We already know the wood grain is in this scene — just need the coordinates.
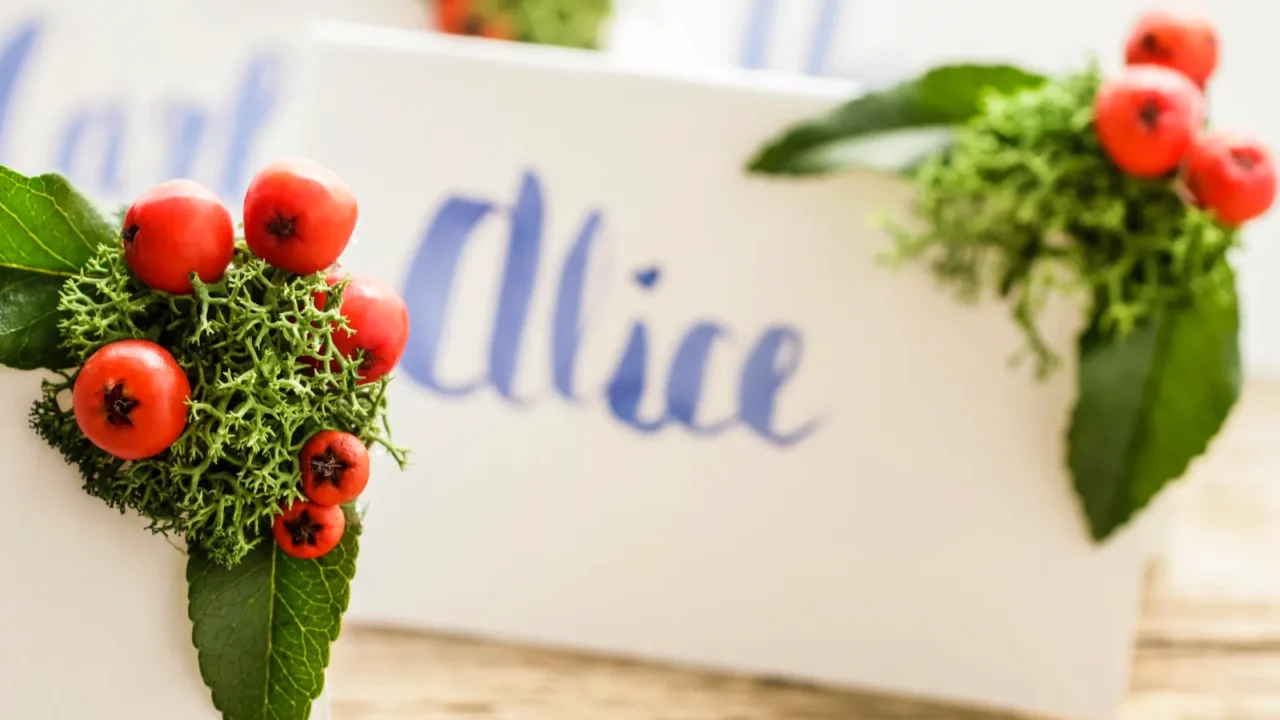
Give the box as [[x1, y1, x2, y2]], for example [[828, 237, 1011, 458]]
[[330, 380, 1280, 720]]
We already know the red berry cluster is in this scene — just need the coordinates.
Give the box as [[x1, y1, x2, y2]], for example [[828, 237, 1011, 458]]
[[1095, 9, 1276, 227], [71, 158, 410, 561], [272, 431, 371, 560], [434, 0, 515, 40]]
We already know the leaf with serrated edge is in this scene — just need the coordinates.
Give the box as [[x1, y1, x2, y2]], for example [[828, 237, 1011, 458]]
[[746, 64, 1047, 176], [0, 165, 118, 370], [0, 166, 117, 275], [1068, 292, 1241, 541], [188, 522, 357, 720]]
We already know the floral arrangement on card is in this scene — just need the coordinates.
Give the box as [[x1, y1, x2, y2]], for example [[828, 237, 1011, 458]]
[[431, 0, 611, 49], [2, 157, 408, 719], [747, 8, 1270, 540]]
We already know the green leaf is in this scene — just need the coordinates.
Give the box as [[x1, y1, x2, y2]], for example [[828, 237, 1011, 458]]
[[746, 64, 1047, 176], [0, 269, 71, 370], [0, 166, 119, 369], [187, 515, 359, 720], [0, 166, 118, 274], [1068, 292, 1241, 541]]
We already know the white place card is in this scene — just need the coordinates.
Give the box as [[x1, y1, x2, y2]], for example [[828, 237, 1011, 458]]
[[294, 23, 1162, 720]]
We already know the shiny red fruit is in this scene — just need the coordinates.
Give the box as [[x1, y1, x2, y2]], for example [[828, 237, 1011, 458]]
[[122, 179, 235, 294], [73, 339, 191, 461], [243, 158, 358, 276], [1094, 65, 1204, 178], [1125, 9, 1218, 88], [300, 430, 371, 507], [1184, 132, 1278, 226], [327, 273, 410, 384], [272, 500, 346, 560]]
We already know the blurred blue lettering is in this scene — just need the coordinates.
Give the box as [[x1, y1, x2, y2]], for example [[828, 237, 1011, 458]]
[[219, 52, 281, 200], [402, 169, 819, 447], [551, 207, 601, 403], [739, 0, 843, 77], [57, 103, 126, 194], [0, 18, 42, 163], [740, 328, 819, 447], [0, 15, 281, 200], [163, 103, 209, 181]]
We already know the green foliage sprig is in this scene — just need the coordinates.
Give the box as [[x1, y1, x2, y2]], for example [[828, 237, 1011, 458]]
[[747, 62, 1243, 542], [30, 243, 407, 567], [885, 66, 1238, 378], [0, 163, 409, 719], [470, 0, 611, 48], [515, 0, 610, 48]]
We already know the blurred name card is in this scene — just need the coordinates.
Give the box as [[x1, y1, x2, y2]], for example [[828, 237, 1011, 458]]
[[0, 0, 420, 211], [606, 0, 855, 77], [318, 23, 1156, 720]]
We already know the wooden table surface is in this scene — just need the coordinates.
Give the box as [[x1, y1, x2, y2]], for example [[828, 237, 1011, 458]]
[[330, 381, 1280, 720]]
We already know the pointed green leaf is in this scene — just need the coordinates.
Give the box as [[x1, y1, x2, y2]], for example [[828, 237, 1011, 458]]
[[746, 64, 1047, 176], [0, 268, 71, 370], [0, 166, 118, 274], [1068, 293, 1241, 541], [0, 166, 119, 369], [187, 514, 359, 720]]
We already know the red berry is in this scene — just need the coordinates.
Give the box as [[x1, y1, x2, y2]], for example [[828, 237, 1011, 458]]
[[300, 430, 371, 506], [73, 339, 191, 461], [121, 179, 234, 295], [435, 0, 510, 38], [328, 274, 410, 384], [436, 0, 471, 34], [272, 500, 346, 560], [1094, 65, 1204, 178], [1125, 9, 1218, 88], [243, 158, 358, 276], [1184, 132, 1277, 226]]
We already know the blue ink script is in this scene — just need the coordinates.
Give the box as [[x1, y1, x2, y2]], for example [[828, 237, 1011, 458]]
[[0, 15, 280, 203], [401, 170, 820, 448]]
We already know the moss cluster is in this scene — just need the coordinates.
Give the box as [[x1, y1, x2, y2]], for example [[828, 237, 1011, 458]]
[[475, 0, 611, 48], [30, 244, 406, 568], [886, 65, 1238, 377]]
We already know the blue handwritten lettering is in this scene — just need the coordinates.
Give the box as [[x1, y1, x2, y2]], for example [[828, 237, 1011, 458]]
[[551, 208, 602, 403], [739, 0, 843, 77], [57, 103, 127, 195], [163, 103, 209, 180], [666, 322, 737, 435], [219, 51, 281, 200], [490, 172, 542, 404], [0, 18, 42, 164], [402, 195, 494, 396], [740, 327, 819, 446], [805, 0, 842, 76], [739, 0, 775, 70], [606, 322, 667, 433], [403, 168, 821, 448], [0, 14, 283, 203]]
